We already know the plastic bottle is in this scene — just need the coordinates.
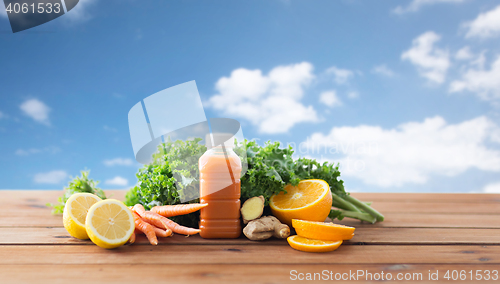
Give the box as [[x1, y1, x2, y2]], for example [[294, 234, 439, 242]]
[[199, 140, 242, 238]]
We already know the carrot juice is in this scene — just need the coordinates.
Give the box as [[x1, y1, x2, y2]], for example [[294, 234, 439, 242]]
[[199, 144, 242, 238]]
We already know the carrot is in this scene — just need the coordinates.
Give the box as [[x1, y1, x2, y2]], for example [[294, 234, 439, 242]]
[[151, 203, 208, 217], [153, 213, 201, 236], [132, 204, 146, 214], [132, 204, 201, 236], [132, 211, 158, 245], [132, 204, 170, 230], [153, 226, 173, 238], [128, 232, 136, 244]]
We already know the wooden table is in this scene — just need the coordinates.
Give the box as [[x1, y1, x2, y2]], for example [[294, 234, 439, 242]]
[[1, 190, 499, 283]]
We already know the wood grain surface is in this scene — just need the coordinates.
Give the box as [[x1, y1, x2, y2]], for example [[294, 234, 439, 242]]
[[1, 190, 499, 283]]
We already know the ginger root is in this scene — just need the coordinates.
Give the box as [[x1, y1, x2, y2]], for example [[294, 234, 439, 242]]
[[243, 216, 290, 241], [240, 195, 265, 224]]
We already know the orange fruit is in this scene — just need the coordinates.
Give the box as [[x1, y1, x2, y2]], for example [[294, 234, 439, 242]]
[[270, 179, 332, 226], [292, 219, 355, 241], [287, 235, 342, 253]]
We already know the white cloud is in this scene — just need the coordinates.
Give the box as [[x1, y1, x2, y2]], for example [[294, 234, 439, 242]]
[[372, 64, 395, 77], [303, 116, 500, 188], [470, 51, 487, 69], [483, 182, 500, 193], [347, 91, 359, 99], [207, 62, 319, 134], [393, 0, 465, 14], [34, 170, 68, 184], [319, 91, 342, 108], [455, 46, 473, 60], [325, 66, 354, 84], [20, 98, 51, 126], [15, 146, 60, 156], [103, 158, 134, 167], [463, 5, 500, 39], [0, 111, 5, 119], [401, 31, 450, 84], [103, 125, 118, 132], [16, 149, 41, 156], [449, 55, 500, 101], [105, 176, 129, 187]]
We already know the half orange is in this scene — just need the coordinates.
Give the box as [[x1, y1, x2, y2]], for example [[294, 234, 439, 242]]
[[270, 179, 332, 226], [292, 219, 355, 241]]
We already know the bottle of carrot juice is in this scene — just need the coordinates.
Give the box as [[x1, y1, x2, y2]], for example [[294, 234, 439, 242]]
[[199, 139, 242, 238]]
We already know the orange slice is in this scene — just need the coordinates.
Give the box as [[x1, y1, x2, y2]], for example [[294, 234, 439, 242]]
[[287, 235, 342, 253], [292, 219, 355, 241], [270, 179, 332, 226]]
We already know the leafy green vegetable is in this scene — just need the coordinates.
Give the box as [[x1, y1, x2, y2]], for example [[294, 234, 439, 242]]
[[47, 171, 106, 214], [243, 141, 384, 222], [124, 138, 206, 226], [125, 138, 384, 227], [237, 140, 300, 205]]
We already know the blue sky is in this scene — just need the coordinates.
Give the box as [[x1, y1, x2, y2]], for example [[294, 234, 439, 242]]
[[1, 0, 500, 193]]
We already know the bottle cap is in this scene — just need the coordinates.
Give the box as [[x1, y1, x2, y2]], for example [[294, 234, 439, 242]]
[[206, 133, 236, 149]]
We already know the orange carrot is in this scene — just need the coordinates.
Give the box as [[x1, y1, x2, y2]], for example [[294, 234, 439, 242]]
[[128, 232, 136, 244], [132, 204, 146, 214], [132, 211, 158, 245], [132, 204, 170, 230], [151, 203, 208, 217], [153, 213, 201, 236], [132, 204, 201, 236], [153, 226, 173, 238]]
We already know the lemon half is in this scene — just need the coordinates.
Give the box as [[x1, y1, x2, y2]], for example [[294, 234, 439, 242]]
[[63, 193, 102, 239], [85, 199, 134, 249]]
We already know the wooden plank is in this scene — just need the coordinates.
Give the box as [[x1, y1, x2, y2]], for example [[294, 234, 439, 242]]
[[0, 190, 126, 207], [351, 192, 500, 203], [360, 201, 500, 214], [352, 228, 500, 245], [2, 191, 500, 210], [0, 214, 62, 227], [1, 227, 500, 245], [2, 212, 499, 228], [1, 190, 499, 227], [3, 199, 500, 218], [0, 228, 283, 246], [1, 264, 500, 284], [0, 245, 498, 265], [335, 213, 500, 228], [1, 191, 499, 228], [0, 190, 124, 227]]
